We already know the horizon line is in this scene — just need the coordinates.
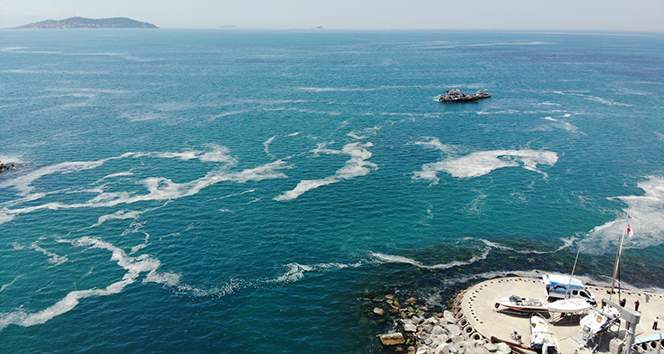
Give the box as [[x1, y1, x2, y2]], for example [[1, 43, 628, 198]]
[[4, 26, 663, 35]]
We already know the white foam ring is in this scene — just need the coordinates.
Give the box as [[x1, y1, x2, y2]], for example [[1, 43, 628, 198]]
[[274, 142, 377, 201], [412, 138, 558, 184], [580, 176, 664, 253], [369, 248, 491, 270]]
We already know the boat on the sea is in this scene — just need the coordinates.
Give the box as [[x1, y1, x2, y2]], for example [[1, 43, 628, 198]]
[[530, 315, 560, 353], [495, 295, 548, 313], [436, 89, 491, 103]]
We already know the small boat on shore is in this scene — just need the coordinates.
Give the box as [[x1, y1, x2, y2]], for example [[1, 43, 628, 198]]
[[546, 298, 593, 314], [495, 295, 548, 313], [530, 315, 560, 353], [436, 89, 491, 103]]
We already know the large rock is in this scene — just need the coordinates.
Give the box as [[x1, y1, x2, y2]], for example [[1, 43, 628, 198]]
[[431, 325, 446, 336], [496, 343, 511, 354], [483, 343, 498, 352], [422, 323, 434, 334], [379, 332, 406, 346], [445, 324, 462, 337], [433, 343, 450, 354], [443, 311, 456, 324], [403, 322, 417, 333], [373, 307, 385, 316]]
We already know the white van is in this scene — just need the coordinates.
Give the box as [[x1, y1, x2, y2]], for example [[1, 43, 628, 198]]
[[542, 274, 597, 305]]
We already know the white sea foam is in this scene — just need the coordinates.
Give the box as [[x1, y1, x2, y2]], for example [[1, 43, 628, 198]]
[[466, 191, 487, 215], [0, 159, 112, 196], [263, 136, 276, 158], [369, 248, 491, 270], [413, 137, 456, 154], [29, 242, 68, 265], [535, 116, 581, 134], [296, 86, 378, 93], [0, 69, 108, 75], [423, 41, 551, 50], [477, 237, 575, 255], [274, 142, 377, 201], [270, 261, 364, 284], [413, 143, 558, 184], [96, 171, 134, 183], [655, 132, 664, 142], [553, 91, 632, 107], [92, 210, 143, 228], [0, 145, 237, 196], [120, 111, 166, 122], [0, 154, 24, 165], [1, 47, 154, 62], [0, 155, 289, 224], [0, 235, 218, 329], [130, 145, 238, 165], [0, 275, 22, 294], [0, 236, 173, 330], [212, 109, 252, 119], [287, 132, 301, 137], [580, 176, 664, 253], [130, 231, 151, 254], [347, 131, 365, 140]]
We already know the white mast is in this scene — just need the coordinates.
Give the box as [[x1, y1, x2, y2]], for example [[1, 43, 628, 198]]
[[610, 217, 630, 294], [567, 246, 581, 299]]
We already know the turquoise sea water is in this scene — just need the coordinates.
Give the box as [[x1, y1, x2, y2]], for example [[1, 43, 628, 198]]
[[1, 30, 664, 353]]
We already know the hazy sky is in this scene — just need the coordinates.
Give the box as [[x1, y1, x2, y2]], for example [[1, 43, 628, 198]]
[[1, 0, 662, 32]]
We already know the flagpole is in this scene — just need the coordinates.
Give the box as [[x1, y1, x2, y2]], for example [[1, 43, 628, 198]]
[[567, 246, 581, 299], [610, 219, 628, 295]]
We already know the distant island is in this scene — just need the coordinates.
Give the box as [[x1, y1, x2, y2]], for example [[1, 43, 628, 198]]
[[14, 17, 158, 29]]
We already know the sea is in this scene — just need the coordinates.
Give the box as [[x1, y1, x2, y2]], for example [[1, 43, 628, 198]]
[[1, 29, 664, 353]]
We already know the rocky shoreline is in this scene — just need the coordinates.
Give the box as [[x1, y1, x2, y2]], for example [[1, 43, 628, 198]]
[[370, 291, 511, 354]]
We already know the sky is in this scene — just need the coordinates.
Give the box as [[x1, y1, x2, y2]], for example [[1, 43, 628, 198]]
[[0, 0, 663, 32]]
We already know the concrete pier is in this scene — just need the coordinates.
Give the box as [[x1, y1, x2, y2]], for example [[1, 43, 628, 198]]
[[453, 277, 664, 353]]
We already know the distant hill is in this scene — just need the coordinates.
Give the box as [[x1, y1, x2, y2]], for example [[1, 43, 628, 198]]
[[15, 17, 158, 29]]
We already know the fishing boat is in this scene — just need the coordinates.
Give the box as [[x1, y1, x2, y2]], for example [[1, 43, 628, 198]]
[[530, 315, 560, 353], [436, 89, 491, 103], [494, 295, 548, 313]]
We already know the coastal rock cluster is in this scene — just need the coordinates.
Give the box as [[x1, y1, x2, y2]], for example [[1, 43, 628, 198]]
[[0, 161, 17, 174], [372, 294, 511, 354]]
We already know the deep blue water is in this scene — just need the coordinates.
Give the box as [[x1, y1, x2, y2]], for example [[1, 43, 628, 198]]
[[1, 29, 664, 353]]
